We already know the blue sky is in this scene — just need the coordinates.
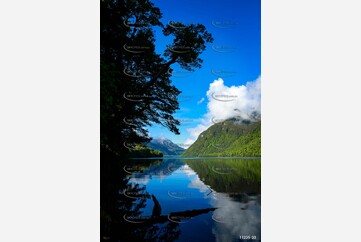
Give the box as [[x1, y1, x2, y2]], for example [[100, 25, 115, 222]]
[[147, 0, 261, 147]]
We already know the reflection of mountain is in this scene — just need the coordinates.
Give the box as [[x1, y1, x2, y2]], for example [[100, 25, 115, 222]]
[[128, 158, 185, 184], [148, 137, 185, 155], [184, 157, 261, 241], [183, 119, 261, 157], [186, 158, 261, 193]]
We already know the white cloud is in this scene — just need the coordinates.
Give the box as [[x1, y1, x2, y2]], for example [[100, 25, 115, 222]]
[[186, 119, 211, 142], [180, 138, 196, 149], [185, 77, 261, 144], [197, 97, 205, 105], [207, 77, 261, 122]]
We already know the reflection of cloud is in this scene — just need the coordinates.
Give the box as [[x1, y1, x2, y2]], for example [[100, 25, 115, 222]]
[[154, 170, 170, 183], [211, 194, 261, 241], [129, 175, 151, 185], [187, 176, 209, 193], [180, 165, 196, 177]]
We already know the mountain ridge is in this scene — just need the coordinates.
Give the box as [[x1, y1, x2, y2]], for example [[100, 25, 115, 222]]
[[182, 119, 261, 157], [147, 137, 185, 155]]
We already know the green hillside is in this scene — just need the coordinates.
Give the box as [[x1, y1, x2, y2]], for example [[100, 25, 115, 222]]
[[128, 145, 163, 158], [182, 119, 261, 157]]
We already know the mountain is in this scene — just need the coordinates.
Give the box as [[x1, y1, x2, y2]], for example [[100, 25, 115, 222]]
[[147, 137, 185, 155], [182, 119, 261, 157]]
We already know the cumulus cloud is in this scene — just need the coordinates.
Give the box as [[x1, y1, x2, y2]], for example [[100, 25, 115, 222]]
[[207, 77, 261, 121], [185, 77, 261, 144]]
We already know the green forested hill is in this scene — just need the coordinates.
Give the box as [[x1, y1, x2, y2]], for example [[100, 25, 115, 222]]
[[182, 119, 261, 157], [128, 145, 163, 158]]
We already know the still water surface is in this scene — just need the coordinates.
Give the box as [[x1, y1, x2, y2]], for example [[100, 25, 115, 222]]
[[101, 156, 260, 242]]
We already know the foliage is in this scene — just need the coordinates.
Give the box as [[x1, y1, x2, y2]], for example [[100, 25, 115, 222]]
[[101, 0, 213, 154], [128, 145, 163, 158]]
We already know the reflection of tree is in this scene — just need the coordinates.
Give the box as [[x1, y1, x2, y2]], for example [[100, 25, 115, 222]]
[[101, 151, 217, 242], [101, 150, 180, 241], [151, 195, 161, 218]]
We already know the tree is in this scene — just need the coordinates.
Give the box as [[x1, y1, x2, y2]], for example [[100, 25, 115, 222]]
[[101, 0, 213, 155]]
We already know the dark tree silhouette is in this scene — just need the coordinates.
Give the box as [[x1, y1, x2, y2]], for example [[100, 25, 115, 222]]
[[100, 0, 213, 154]]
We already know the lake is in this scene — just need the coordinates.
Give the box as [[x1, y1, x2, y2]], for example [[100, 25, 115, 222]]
[[101, 156, 261, 242]]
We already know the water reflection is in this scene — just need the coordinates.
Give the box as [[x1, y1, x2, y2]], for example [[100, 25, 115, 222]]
[[101, 151, 261, 242], [186, 158, 261, 242], [101, 153, 182, 242]]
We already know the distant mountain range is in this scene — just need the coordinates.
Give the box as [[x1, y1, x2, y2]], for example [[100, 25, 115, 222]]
[[147, 137, 185, 155], [182, 119, 261, 157]]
